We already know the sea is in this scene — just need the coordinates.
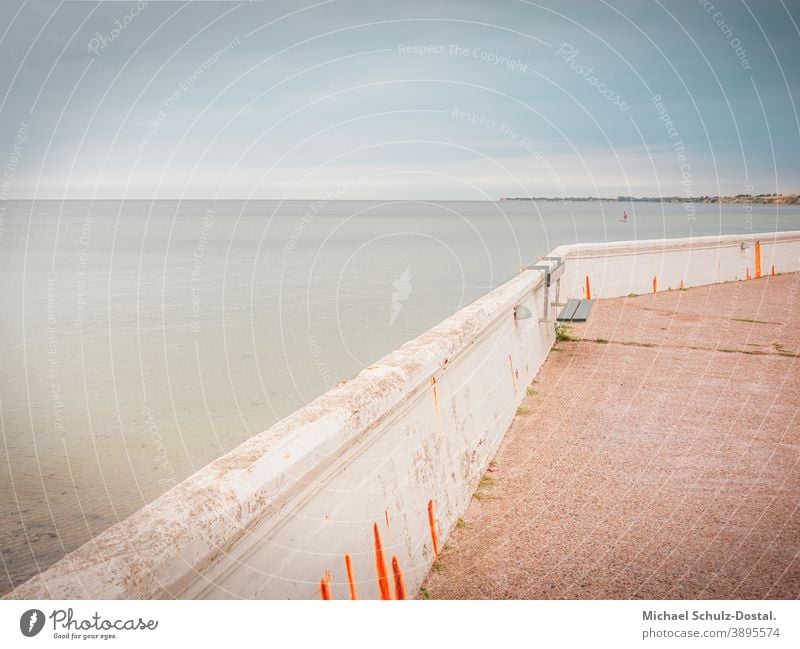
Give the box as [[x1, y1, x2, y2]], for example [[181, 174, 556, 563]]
[[1, 198, 798, 593]]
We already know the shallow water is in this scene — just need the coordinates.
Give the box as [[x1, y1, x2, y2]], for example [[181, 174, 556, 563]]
[[1, 198, 798, 592]]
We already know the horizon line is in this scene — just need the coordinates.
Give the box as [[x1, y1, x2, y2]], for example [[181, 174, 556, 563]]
[[2, 192, 797, 203]]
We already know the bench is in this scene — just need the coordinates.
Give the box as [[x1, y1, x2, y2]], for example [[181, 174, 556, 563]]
[[556, 298, 593, 322]]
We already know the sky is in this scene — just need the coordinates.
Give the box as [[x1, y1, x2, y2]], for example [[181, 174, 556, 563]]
[[0, 0, 798, 199]]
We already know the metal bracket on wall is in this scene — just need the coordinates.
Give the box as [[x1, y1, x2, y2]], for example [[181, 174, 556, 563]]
[[521, 256, 565, 322]]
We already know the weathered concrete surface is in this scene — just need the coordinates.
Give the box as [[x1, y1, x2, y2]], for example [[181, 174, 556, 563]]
[[555, 230, 800, 299], [7, 263, 553, 600], [422, 273, 800, 599]]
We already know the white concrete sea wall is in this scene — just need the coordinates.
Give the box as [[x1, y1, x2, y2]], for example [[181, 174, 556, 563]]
[[555, 231, 800, 300], [7, 230, 800, 600], [8, 264, 554, 600]]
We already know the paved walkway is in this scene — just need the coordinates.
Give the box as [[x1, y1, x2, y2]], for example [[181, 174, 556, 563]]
[[423, 273, 800, 599]]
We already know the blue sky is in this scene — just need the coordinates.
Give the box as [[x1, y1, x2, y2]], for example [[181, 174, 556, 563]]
[[1, 0, 798, 199]]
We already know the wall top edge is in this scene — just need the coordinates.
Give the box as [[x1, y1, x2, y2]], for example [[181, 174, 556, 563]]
[[549, 230, 800, 260]]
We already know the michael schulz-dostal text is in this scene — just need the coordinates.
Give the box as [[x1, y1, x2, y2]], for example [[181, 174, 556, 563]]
[[643, 609, 775, 621]]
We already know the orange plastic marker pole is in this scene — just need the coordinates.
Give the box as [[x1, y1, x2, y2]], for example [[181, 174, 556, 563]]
[[754, 240, 762, 278], [319, 572, 332, 600], [585, 275, 591, 300], [344, 554, 357, 600], [652, 276, 658, 293], [373, 523, 391, 600], [427, 499, 439, 557], [391, 556, 406, 600]]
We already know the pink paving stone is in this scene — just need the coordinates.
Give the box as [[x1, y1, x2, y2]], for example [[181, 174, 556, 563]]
[[422, 273, 800, 599]]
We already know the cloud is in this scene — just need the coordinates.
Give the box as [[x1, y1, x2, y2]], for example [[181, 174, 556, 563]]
[[1, 0, 798, 198]]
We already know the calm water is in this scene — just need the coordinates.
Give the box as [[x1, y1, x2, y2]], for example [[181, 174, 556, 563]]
[[1, 199, 798, 592]]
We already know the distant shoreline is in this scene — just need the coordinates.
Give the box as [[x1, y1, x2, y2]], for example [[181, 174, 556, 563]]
[[3, 195, 799, 204], [500, 193, 800, 205]]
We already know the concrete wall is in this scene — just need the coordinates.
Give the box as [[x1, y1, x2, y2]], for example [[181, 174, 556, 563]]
[[9, 262, 554, 600], [554, 230, 800, 303], [7, 230, 800, 600]]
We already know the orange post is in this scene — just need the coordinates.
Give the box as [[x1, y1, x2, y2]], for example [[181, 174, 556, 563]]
[[427, 499, 439, 557], [319, 572, 332, 600], [771, 264, 776, 276], [391, 556, 406, 600], [755, 240, 762, 278], [585, 275, 591, 300], [373, 523, 391, 600], [344, 554, 357, 600], [652, 276, 658, 294]]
